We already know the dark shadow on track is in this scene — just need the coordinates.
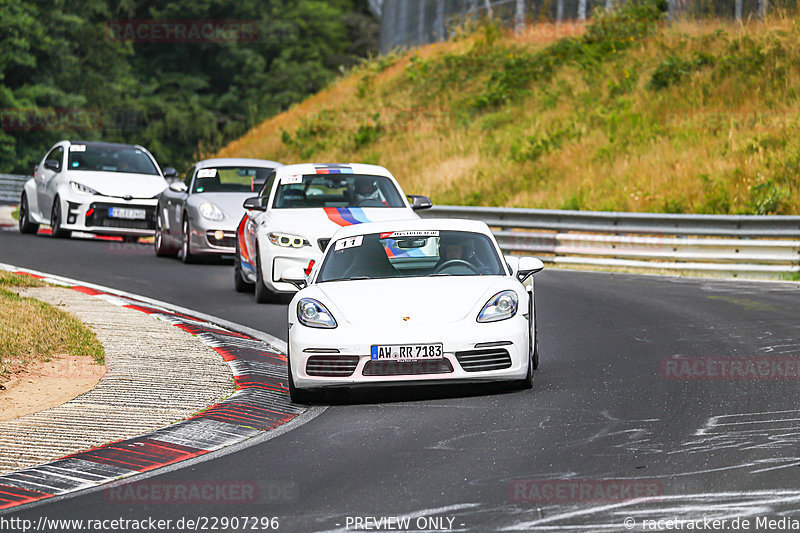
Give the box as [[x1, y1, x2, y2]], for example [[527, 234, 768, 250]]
[[303, 380, 533, 406]]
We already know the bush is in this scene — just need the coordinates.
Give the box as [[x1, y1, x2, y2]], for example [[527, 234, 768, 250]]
[[749, 179, 789, 214], [649, 52, 715, 90]]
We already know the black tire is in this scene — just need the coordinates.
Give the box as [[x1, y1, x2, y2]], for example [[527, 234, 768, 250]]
[[254, 250, 275, 303], [50, 197, 71, 239], [518, 350, 534, 390], [233, 239, 255, 292], [180, 216, 196, 264], [516, 294, 537, 390], [287, 348, 314, 404], [154, 214, 176, 257], [18, 194, 39, 234]]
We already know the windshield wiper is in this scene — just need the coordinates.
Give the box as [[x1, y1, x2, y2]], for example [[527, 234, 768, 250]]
[[338, 276, 371, 281], [430, 273, 452, 277]]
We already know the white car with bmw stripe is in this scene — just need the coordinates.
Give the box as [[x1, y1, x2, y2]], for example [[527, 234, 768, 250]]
[[236, 163, 431, 302], [19, 140, 176, 240], [281, 218, 544, 403]]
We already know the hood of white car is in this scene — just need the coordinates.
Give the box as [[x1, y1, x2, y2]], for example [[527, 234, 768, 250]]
[[188, 192, 252, 222], [316, 276, 509, 326], [266, 207, 419, 243], [67, 171, 167, 199]]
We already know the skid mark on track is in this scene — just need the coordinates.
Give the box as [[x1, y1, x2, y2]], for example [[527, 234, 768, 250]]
[[501, 490, 800, 531]]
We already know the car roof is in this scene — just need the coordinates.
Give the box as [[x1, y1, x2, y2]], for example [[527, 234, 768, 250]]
[[275, 163, 394, 178], [195, 158, 283, 169], [67, 140, 148, 151], [330, 218, 493, 240]]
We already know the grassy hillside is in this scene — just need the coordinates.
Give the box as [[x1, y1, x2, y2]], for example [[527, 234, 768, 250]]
[[216, 2, 800, 215]]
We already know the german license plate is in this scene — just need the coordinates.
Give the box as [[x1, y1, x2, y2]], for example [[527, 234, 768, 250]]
[[109, 207, 146, 220], [371, 343, 443, 361]]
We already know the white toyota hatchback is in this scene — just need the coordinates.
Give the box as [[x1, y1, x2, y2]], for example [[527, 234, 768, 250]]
[[235, 163, 431, 302], [281, 218, 545, 403], [19, 140, 175, 240]]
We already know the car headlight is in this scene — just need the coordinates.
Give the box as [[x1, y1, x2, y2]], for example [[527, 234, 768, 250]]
[[70, 181, 99, 195], [477, 290, 518, 323], [297, 298, 337, 329], [268, 232, 310, 248], [199, 201, 224, 221]]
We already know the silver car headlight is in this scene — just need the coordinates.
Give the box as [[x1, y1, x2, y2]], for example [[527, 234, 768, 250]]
[[297, 298, 337, 329], [70, 181, 99, 195], [269, 232, 310, 248], [199, 201, 224, 221], [477, 290, 518, 323]]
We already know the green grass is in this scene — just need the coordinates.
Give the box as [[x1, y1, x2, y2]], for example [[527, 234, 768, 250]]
[[11, 207, 19, 221], [0, 273, 105, 370], [217, 0, 800, 214]]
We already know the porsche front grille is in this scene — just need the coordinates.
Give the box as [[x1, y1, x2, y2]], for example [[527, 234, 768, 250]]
[[363, 359, 453, 376], [455, 348, 512, 372], [206, 230, 236, 248], [305, 355, 359, 377]]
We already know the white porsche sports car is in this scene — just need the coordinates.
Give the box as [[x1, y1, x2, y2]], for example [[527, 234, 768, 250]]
[[281, 218, 544, 403], [236, 163, 432, 302], [19, 140, 176, 240]]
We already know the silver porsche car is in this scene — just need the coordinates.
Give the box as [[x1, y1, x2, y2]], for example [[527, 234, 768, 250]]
[[154, 157, 282, 262]]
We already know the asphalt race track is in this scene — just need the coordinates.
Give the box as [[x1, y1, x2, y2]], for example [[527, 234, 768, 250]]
[[3, 229, 800, 532]]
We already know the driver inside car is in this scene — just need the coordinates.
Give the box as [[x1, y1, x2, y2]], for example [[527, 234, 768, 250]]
[[353, 176, 382, 204], [435, 235, 490, 273]]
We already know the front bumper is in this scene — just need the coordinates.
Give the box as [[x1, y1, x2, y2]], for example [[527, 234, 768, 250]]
[[188, 222, 238, 255], [289, 315, 530, 389], [261, 245, 321, 294], [63, 197, 158, 236]]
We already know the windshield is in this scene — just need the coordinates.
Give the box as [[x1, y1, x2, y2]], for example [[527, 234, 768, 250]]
[[272, 174, 405, 209], [67, 143, 159, 175], [193, 166, 274, 193], [318, 230, 505, 282]]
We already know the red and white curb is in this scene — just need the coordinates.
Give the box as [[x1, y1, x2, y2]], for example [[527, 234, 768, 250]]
[[0, 264, 305, 511]]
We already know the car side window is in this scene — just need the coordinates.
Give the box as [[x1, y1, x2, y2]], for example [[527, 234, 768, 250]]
[[183, 166, 195, 187], [259, 171, 276, 207], [46, 146, 64, 171]]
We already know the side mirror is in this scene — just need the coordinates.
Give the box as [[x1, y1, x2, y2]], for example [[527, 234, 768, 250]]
[[169, 182, 188, 193], [44, 159, 60, 172], [407, 195, 432, 210], [516, 257, 545, 282], [281, 266, 307, 289], [162, 167, 178, 179], [243, 196, 266, 211], [505, 255, 520, 276]]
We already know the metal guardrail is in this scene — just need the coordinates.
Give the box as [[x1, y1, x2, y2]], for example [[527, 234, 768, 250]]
[[420, 205, 800, 279], [0, 175, 29, 204]]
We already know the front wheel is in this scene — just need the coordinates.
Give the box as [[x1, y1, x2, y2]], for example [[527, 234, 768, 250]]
[[180, 216, 196, 263], [287, 355, 314, 404], [154, 214, 176, 257], [516, 297, 538, 390], [234, 240, 254, 292], [254, 251, 276, 303], [18, 194, 40, 234], [50, 197, 71, 239]]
